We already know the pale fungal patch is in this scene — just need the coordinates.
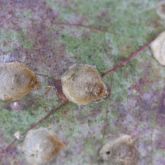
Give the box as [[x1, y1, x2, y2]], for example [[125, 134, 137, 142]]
[[14, 131, 21, 140], [99, 135, 138, 165], [22, 128, 65, 165], [150, 32, 165, 66], [0, 62, 39, 101], [61, 64, 108, 105]]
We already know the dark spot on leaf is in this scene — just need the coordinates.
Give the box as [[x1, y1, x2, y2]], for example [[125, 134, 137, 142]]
[[106, 151, 111, 155]]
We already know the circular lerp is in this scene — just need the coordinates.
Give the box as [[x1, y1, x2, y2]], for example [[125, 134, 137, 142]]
[[61, 64, 108, 105], [22, 128, 65, 165]]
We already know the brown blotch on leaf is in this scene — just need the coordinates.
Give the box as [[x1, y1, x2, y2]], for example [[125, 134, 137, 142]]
[[61, 64, 108, 105], [53, 79, 68, 103]]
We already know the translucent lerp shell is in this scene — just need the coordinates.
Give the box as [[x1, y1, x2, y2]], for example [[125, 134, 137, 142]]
[[61, 64, 108, 105], [150, 32, 165, 66], [22, 128, 65, 165], [99, 135, 138, 165], [0, 62, 39, 101], [156, 1, 165, 20]]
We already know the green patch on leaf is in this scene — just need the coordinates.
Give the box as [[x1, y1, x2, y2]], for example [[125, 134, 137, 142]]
[[17, 30, 34, 49]]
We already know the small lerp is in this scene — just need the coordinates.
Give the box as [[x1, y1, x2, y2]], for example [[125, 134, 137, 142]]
[[99, 135, 138, 165], [22, 128, 65, 165], [150, 32, 165, 66], [61, 64, 108, 105], [0, 62, 39, 101]]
